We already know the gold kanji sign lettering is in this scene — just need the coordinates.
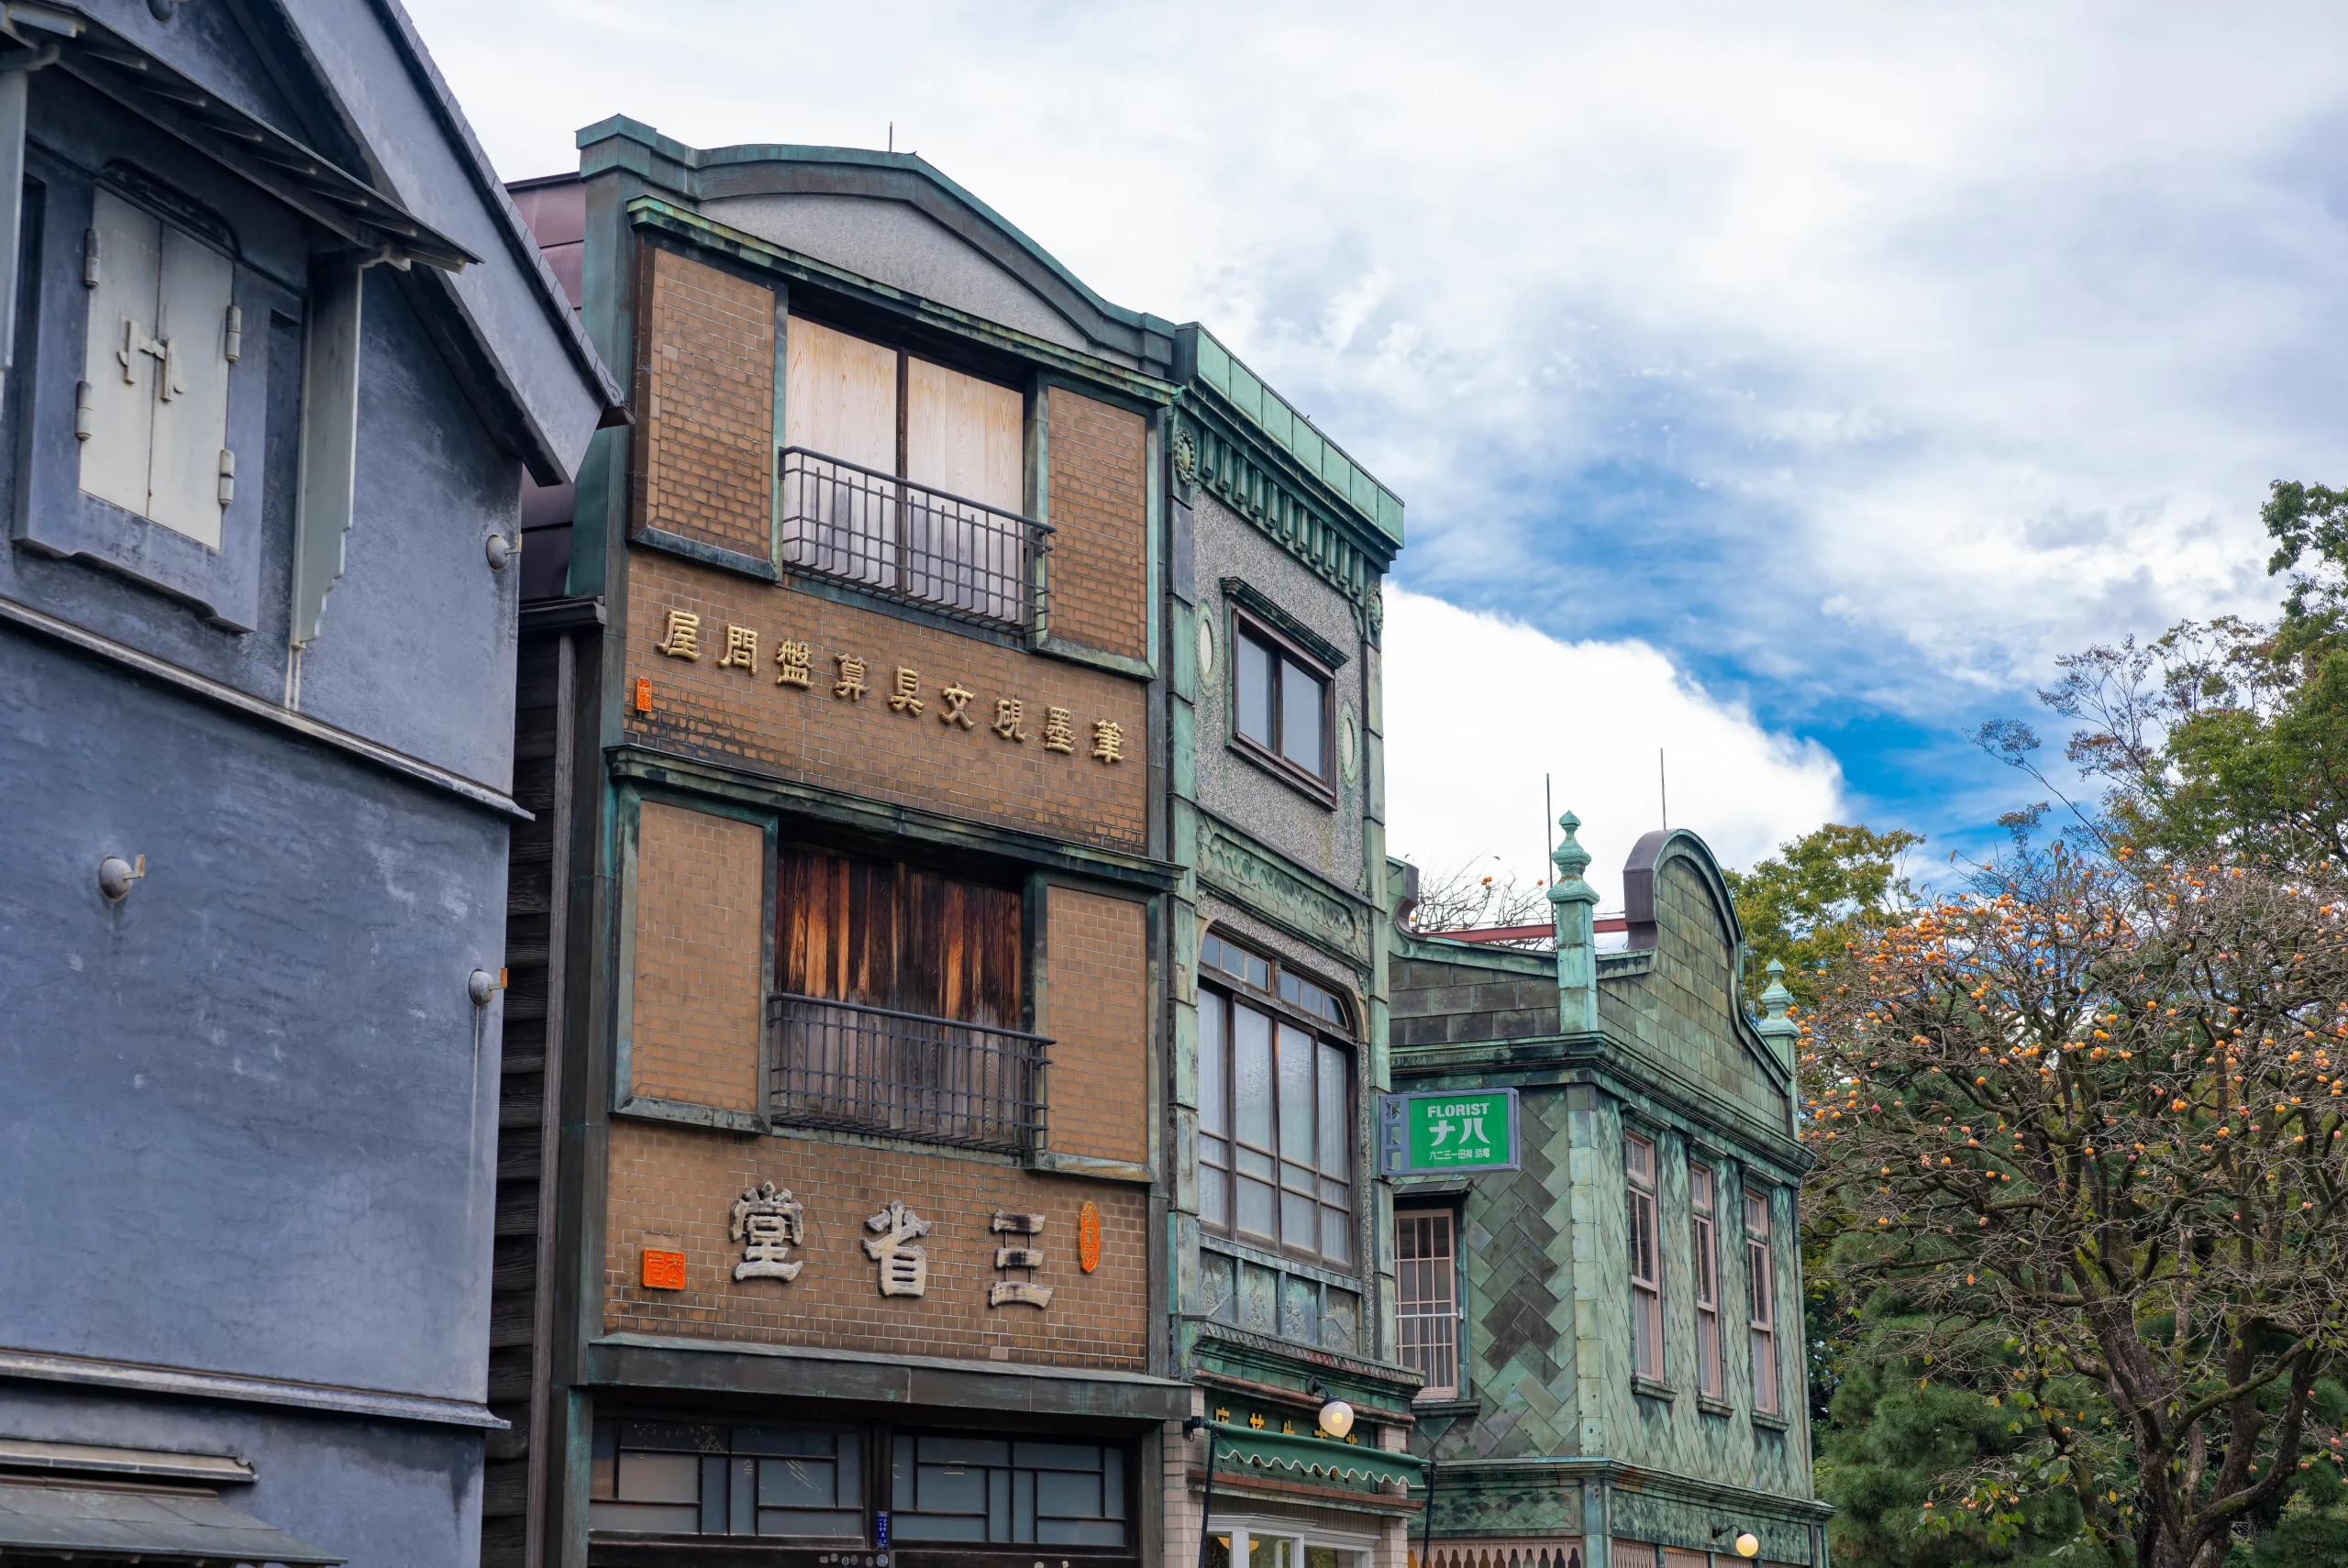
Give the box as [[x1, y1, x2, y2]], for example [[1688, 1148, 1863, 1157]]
[[775, 639, 812, 689], [657, 610, 701, 660], [939, 683, 976, 729], [834, 655, 868, 701], [992, 698, 1027, 743], [1091, 719, 1125, 764], [716, 624, 758, 671], [888, 667, 924, 715], [1042, 706, 1075, 754]]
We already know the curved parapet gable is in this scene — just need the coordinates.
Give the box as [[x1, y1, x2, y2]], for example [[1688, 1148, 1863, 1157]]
[[575, 118, 1176, 376], [1603, 828, 1795, 1136]]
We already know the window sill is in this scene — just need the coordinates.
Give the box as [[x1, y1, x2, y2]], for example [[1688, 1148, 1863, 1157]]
[[1696, 1396, 1736, 1419], [1227, 734, 1338, 808], [1630, 1376, 1677, 1403], [1750, 1409, 1791, 1431]]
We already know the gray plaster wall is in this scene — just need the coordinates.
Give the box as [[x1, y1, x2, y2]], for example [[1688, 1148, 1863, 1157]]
[[1188, 489, 1371, 900], [3, 70, 525, 790], [0, 631, 507, 1403], [704, 192, 1091, 355], [0, 1383, 483, 1568]]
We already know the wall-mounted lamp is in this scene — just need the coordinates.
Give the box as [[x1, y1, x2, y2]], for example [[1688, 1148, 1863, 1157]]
[[1307, 1380, 1356, 1440], [97, 854, 146, 900], [1711, 1525, 1761, 1559]]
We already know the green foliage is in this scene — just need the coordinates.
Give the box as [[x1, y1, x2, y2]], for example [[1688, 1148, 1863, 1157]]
[[1725, 823, 1923, 1010], [1818, 1345, 2088, 1568]]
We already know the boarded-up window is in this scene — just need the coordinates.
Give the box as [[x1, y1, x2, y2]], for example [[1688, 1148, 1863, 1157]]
[[776, 847, 1022, 1028], [780, 317, 1029, 623]]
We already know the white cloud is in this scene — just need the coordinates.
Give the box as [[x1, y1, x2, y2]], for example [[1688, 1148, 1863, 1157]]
[[401, 0, 2348, 835], [1380, 589, 1844, 910]]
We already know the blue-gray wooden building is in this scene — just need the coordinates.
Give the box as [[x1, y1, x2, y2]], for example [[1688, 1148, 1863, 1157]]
[[0, 2, 617, 1562]]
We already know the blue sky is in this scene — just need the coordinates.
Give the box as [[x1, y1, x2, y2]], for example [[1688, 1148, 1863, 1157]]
[[409, 0, 2348, 905]]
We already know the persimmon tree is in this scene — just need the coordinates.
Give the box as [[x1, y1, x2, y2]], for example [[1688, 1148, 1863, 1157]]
[[1803, 846, 2348, 1568]]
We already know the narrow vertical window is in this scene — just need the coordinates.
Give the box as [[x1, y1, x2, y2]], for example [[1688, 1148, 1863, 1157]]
[[1396, 1209, 1458, 1397], [1625, 1133, 1663, 1383], [1690, 1165, 1722, 1400], [1745, 1189, 1780, 1415], [1198, 991, 1231, 1229]]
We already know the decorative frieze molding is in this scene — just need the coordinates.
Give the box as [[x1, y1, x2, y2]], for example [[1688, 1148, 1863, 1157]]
[[1196, 813, 1373, 966]]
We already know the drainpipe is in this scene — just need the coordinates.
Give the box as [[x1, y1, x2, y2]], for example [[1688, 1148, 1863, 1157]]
[[1419, 1457, 1438, 1568]]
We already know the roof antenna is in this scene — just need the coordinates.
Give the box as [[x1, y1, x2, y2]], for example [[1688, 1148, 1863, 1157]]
[[1659, 748, 1668, 831], [1545, 772, 1554, 883], [888, 121, 894, 154]]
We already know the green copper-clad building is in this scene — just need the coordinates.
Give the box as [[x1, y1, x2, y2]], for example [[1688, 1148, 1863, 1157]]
[[1386, 818, 1832, 1568]]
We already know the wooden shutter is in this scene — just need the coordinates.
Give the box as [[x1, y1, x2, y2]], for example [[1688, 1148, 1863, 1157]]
[[904, 357, 1022, 510], [777, 848, 1019, 1025], [782, 315, 896, 474]]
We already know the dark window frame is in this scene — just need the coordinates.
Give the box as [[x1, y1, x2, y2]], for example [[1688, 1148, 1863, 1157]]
[[1226, 604, 1336, 804], [1195, 931, 1359, 1272]]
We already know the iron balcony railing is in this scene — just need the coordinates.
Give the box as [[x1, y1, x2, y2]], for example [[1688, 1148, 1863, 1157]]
[[777, 447, 1050, 633], [767, 992, 1048, 1155]]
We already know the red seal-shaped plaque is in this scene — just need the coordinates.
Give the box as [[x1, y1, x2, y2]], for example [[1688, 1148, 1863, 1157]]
[[1078, 1201, 1102, 1274], [641, 1247, 687, 1291]]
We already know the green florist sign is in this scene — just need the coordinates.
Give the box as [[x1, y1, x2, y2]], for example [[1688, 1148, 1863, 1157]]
[[1378, 1088, 1521, 1175]]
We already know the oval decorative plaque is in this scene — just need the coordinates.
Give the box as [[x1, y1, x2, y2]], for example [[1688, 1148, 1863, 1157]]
[[1077, 1200, 1102, 1273]]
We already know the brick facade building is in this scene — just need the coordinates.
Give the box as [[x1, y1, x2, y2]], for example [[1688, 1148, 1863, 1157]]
[[492, 121, 1221, 1568]]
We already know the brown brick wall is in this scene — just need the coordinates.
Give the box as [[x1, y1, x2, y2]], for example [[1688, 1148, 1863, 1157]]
[[604, 1121, 1147, 1368], [1045, 888, 1150, 1165], [643, 248, 774, 558], [1046, 388, 1148, 661], [628, 802, 765, 1112], [626, 551, 1148, 852]]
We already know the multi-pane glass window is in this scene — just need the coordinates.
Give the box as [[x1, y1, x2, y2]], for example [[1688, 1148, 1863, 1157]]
[[1746, 1189, 1781, 1415], [1202, 931, 1349, 1029], [1232, 616, 1331, 783], [589, 1420, 862, 1538], [1196, 934, 1355, 1267], [1204, 1519, 1371, 1568], [1690, 1165, 1723, 1400], [1396, 1209, 1460, 1397], [1625, 1133, 1664, 1382], [890, 1435, 1125, 1546]]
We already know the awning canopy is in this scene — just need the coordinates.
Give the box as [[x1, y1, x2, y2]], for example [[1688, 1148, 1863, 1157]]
[[0, 1479, 344, 1564]]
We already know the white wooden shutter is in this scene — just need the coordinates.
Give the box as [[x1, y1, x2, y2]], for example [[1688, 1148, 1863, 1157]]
[[77, 188, 159, 519], [146, 225, 235, 546], [77, 188, 235, 548]]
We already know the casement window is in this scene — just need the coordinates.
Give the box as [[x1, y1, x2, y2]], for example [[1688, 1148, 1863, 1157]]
[[1231, 610, 1333, 794], [1690, 1164, 1724, 1400], [589, 1420, 863, 1539], [1396, 1209, 1461, 1398], [778, 314, 1038, 627], [770, 845, 1041, 1153], [890, 1434, 1126, 1546], [1624, 1133, 1664, 1383], [25, 157, 298, 632], [1196, 931, 1356, 1267], [1746, 1188, 1781, 1415]]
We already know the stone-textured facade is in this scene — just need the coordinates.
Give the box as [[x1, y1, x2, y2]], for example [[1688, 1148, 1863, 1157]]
[[1162, 326, 1423, 1568], [1390, 822, 1833, 1568]]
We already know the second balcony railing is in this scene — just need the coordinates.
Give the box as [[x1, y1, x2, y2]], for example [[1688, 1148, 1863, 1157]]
[[777, 447, 1049, 633], [767, 992, 1048, 1155]]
